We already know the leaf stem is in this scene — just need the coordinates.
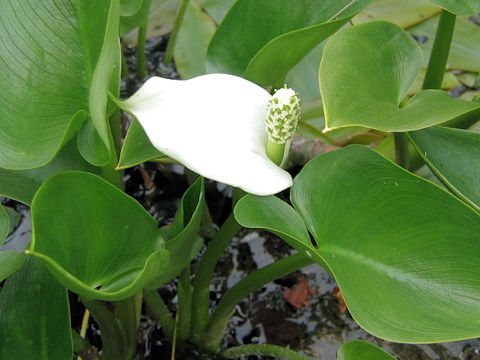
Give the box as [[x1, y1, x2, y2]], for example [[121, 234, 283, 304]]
[[191, 212, 242, 344], [393, 132, 410, 169], [136, 0, 153, 79], [222, 344, 313, 360], [176, 266, 193, 340], [203, 253, 314, 351], [144, 289, 176, 338], [422, 10, 456, 90], [114, 292, 143, 359], [163, 0, 190, 65], [81, 297, 126, 360]]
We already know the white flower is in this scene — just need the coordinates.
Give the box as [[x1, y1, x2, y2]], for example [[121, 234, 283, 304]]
[[117, 74, 293, 196]]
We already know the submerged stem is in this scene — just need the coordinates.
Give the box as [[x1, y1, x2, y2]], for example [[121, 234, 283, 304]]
[[204, 253, 314, 351]]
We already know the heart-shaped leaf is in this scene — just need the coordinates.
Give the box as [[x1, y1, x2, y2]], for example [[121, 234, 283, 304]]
[[117, 118, 167, 170], [0, 257, 72, 360], [207, 0, 371, 87], [0, 139, 99, 205], [0, 250, 24, 282], [319, 21, 480, 132], [28, 171, 169, 301], [338, 340, 397, 360], [0, 0, 120, 169], [237, 145, 480, 342], [147, 177, 205, 288], [431, 0, 480, 15], [409, 126, 480, 212]]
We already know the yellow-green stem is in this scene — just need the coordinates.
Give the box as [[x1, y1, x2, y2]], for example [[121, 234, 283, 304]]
[[266, 139, 285, 165]]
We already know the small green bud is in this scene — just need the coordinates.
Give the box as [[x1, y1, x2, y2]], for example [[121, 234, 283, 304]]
[[265, 87, 300, 144]]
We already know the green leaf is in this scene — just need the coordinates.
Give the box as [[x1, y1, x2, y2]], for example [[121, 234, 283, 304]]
[[337, 340, 397, 360], [0, 250, 24, 282], [0, 205, 8, 246], [409, 126, 480, 212], [320, 21, 480, 132], [431, 0, 480, 15], [238, 145, 480, 342], [174, 0, 216, 78], [117, 118, 167, 170], [291, 145, 480, 342], [28, 171, 169, 301], [0, 139, 100, 205], [147, 177, 205, 289], [0, 257, 72, 360], [0, 0, 120, 169], [207, 0, 371, 87]]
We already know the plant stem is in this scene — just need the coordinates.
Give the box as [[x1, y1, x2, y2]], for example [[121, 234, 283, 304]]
[[176, 266, 193, 340], [136, 0, 152, 79], [81, 297, 127, 360], [101, 110, 123, 189], [222, 344, 313, 360], [72, 329, 101, 360], [114, 292, 143, 359], [204, 253, 314, 351], [422, 9, 456, 90], [393, 132, 410, 169], [144, 289, 175, 338], [191, 213, 242, 344], [163, 0, 190, 65], [266, 139, 285, 165]]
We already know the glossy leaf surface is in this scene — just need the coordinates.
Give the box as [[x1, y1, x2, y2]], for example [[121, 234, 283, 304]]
[[320, 21, 480, 131], [29, 172, 168, 301], [147, 177, 205, 288], [0, 250, 24, 282], [0, 0, 120, 169], [117, 118, 166, 170], [207, 0, 371, 87], [237, 145, 480, 342], [431, 0, 480, 15], [0, 257, 72, 360], [338, 340, 397, 360], [409, 126, 480, 212], [0, 139, 99, 205]]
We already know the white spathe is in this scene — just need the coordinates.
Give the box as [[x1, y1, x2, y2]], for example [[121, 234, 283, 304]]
[[119, 74, 293, 196]]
